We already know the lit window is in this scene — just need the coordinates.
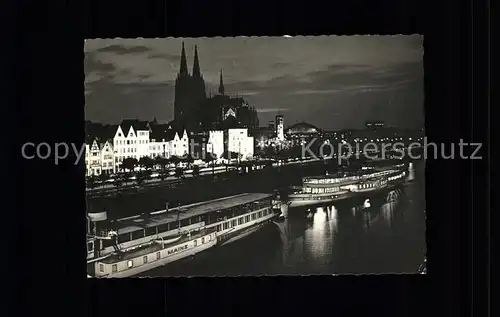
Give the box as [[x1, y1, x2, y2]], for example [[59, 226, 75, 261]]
[[127, 260, 133, 268]]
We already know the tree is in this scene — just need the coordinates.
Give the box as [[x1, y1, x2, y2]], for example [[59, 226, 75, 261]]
[[264, 146, 277, 159], [182, 153, 195, 170], [154, 156, 168, 171], [121, 157, 138, 172], [264, 160, 273, 169], [86, 175, 97, 189], [222, 150, 242, 172], [135, 171, 145, 186], [158, 169, 168, 181], [98, 172, 109, 181], [170, 155, 181, 168], [204, 153, 217, 177], [192, 165, 200, 178], [135, 170, 151, 186], [98, 173, 110, 187], [139, 156, 154, 170], [222, 150, 242, 161], [113, 173, 124, 189]]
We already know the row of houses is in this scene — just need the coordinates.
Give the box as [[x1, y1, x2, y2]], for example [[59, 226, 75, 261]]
[[85, 119, 254, 176]]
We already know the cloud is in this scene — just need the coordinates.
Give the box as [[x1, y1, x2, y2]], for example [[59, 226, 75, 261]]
[[84, 36, 424, 129], [290, 89, 342, 95], [237, 91, 260, 96], [96, 44, 151, 54]]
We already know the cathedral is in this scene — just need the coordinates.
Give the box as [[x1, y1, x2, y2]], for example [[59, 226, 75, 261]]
[[174, 42, 206, 130], [173, 42, 259, 132]]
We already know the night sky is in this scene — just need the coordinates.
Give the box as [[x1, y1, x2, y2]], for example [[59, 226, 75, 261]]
[[84, 35, 424, 130]]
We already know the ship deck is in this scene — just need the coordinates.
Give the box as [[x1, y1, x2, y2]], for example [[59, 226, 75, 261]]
[[100, 228, 215, 263], [113, 193, 273, 235]]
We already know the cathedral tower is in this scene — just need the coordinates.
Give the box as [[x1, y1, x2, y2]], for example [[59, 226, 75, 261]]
[[173, 43, 206, 129], [174, 42, 190, 123]]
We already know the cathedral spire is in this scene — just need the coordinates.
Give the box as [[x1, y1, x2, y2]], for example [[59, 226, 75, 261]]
[[192, 45, 201, 78], [218, 69, 225, 95], [179, 42, 188, 76]]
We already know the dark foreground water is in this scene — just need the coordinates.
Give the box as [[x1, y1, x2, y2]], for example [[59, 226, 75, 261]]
[[138, 162, 425, 276]]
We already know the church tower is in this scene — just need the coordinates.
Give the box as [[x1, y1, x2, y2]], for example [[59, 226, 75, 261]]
[[192, 45, 201, 78], [191, 45, 206, 105], [174, 42, 190, 123], [173, 43, 207, 129]]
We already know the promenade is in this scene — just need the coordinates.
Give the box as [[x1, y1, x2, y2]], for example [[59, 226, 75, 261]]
[[86, 157, 323, 196]]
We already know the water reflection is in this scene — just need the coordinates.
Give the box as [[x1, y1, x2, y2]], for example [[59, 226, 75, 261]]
[[276, 218, 292, 264], [143, 161, 426, 276], [327, 205, 338, 234], [308, 207, 329, 258], [407, 162, 415, 182], [351, 206, 356, 217], [363, 209, 373, 229]]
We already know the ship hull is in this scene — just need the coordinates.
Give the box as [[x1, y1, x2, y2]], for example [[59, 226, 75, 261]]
[[287, 181, 405, 209], [288, 191, 353, 208], [213, 208, 278, 246], [91, 231, 217, 278], [218, 223, 267, 246]]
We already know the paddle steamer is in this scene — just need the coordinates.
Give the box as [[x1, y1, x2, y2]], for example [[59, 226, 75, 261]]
[[287, 166, 407, 208]]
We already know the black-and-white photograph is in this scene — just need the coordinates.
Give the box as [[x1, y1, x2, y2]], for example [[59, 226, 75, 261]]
[[84, 36, 426, 277]]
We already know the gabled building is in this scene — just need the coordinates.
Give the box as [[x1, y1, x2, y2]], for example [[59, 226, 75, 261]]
[[226, 128, 254, 160], [85, 119, 191, 175], [207, 130, 224, 159], [148, 122, 189, 159], [85, 137, 102, 176], [99, 139, 115, 175]]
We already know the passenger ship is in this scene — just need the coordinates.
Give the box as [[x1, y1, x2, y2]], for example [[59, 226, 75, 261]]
[[287, 167, 407, 208], [86, 193, 280, 278]]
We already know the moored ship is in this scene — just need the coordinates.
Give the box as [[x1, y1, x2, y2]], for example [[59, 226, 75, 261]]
[[87, 193, 280, 278], [287, 173, 360, 208]]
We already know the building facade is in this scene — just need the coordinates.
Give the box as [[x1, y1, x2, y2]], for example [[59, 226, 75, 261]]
[[85, 140, 101, 176], [113, 120, 151, 170], [100, 140, 115, 174], [207, 130, 224, 159], [275, 115, 284, 141], [85, 120, 190, 176]]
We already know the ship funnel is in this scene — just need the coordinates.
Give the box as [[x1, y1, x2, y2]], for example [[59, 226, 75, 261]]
[[88, 211, 108, 222]]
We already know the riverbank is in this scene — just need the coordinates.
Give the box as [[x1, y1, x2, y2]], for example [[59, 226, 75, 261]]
[[87, 160, 329, 219], [86, 157, 323, 198]]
